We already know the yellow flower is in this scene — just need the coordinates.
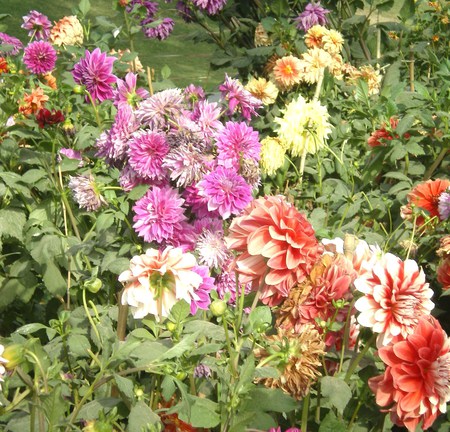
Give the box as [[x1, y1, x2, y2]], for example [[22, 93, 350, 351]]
[[298, 48, 333, 84], [322, 29, 345, 54], [260, 137, 286, 176], [304, 24, 328, 49], [275, 95, 333, 156], [272, 55, 303, 90], [359, 64, 382, 95], [245, 77, 279, 105]]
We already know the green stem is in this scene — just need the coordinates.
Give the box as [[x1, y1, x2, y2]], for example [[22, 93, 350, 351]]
[[423, 147, 448, 180], [301, 392, 310, 432], [344, 333, 376, 383], [85, 90, 102, 127], [405, 215, 418, 260], [83, 288, 102, 346]]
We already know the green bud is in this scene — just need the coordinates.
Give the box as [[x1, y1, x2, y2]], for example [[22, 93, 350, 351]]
[[176, 371, 187, 381], [3, 344, 24, 369], [73, 85, 84, 94], [85, 278, 102, 293], [166, 321, 177, 332], [210, 299, 227, 317]]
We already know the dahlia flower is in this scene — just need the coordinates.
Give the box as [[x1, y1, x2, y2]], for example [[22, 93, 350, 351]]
[[119, 165, 148, 192], [23, 41, 57, 75], [192, 0, 227, 15], [298, 48, 332, 84], [304, 25, 327, 49], [19, 87, 49, 116], [195, 228, 230, 269], [275, 95, 333, 156], [260, 137, 286, 176], [256, 326, 325, 399], [50, 16, 84, 46], [219, 74, 262, 121], [72, 48, 117, 102], [0, 32, 23, 56], [369, 316, 450, 431], [22, 10, 52, 40], [245, 77, 279, 105], [119, 246, 204, 320], [68, 174, 107, 212], [132, 185, 187, 244], [437, 257, 450, 290], [438, 188, 450, 220], [197, 166, 252, 219], [189, 266, 215, 314], [36, 108, 64, 128], [225, 195, 321, 306], [367, 117, 400, 147], [272, 55, 303, 90], [144, 18, 175, 40], [408, 179, 450, 219], [114, 72, 149, 108], [437, 235, 450, 257], [127, 130, 169, 181], [191, 100, 223, 143], [322, 29, 344, 54], [355, 252, 434, 346], [294, 2, 330, 32]]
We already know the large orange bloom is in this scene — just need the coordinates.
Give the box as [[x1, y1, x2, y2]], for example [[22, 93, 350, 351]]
[[369, 316, 450, 431], [408, 178, 450, 218], [355, 252, 434, 346], [19, 87, 49, 116], [225, 195, 321, 306]]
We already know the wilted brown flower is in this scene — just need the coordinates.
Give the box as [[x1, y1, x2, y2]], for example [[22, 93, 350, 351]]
[[437, 235, 450, 257], [256, 326, 325, 399], [254, 23, 272, 47], [50, 16, 84, 46]]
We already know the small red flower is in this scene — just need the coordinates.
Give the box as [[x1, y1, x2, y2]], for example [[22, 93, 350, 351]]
[[0, 57, 8, 74], [368, 117, 410, 148], [35, 108, 65, 128]]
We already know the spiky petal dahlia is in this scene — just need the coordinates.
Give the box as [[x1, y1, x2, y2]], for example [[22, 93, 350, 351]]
[[407, 179, 450, 219], [369, 316, 450, 432], [225, 195, 321, 306], [119, 246, 203, 320], [354, 252, 434, 347]]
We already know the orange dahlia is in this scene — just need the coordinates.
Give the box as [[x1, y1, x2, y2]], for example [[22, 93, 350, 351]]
[[19, 87, 49, 115], [272, 55, 303, 90], [408, 179, 450, 219], [369, 316, 450, 431], [437, 257, 450, 290], [225, 195, 321, 306]]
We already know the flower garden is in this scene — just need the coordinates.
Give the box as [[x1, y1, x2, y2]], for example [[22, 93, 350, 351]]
[[0, 0, 449, 431]]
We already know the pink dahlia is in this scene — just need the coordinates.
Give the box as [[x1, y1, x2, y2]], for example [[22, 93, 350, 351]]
[[192, 0, 228, 15], [114, 71, 149, 108], [189, 266, 215, 314], [225, 195, 321, 306], [127, 130, 169, 181], [133, 185, 187, 244], [72, 48, 117, 102], [21, 10, 52, 40], [120, 246, 203, 320], [23, 41, 57, 75], [191, 100, 224, 144], [294, 2, 329, 32], [144, 17, 175, 40], [215, 121, 261, 167], [354, 252, 434, 346], [197, 166, 252, 219], [369, 316, 450, 431], [0, 32, 23, 56]]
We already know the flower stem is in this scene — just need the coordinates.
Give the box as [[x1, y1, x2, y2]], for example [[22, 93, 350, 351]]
[[301, 392, 310, 432], [344, 333, 376, 383]]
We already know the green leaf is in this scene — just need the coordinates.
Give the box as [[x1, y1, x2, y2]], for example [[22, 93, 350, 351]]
[[78, 0, 91, 16], [21, 169, 47, 184], [168, 300, 191, 324], [161, 375, 176, 401], [244, 388, 298, 413], [319, 411, 347, 432], [388, 144, 407, 162], [76, 398, 120, 421], [383, 172, 412, 182], [128, 184, 150, 200], [399, 0, 415, 20], [186, 397, 220, 428], [381, 61, 401, 90], [42, 261, 67, 296], [41, 385, 65, 429], [249, 306, 272, 332], [30, 235, 63, 265], [68, 334, 91, 357], [160, 332, 199, 360], [16, 323, 48, 335], [395, 115, 415, 137], [405, 141, 425, 156], [354, 80, 369, 106], [128, 401, 161, 432], [114, 374, 134, 402], [388, 181, 412, 195], [161, 65, 171, 80], [0, 208, 26, 241], [320, 376, 352, 414]]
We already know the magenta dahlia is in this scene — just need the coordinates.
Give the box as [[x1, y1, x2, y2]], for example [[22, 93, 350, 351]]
[[72, 48, 117, 102], [21, 10, 52, 40], [23, 40, 57, 75]]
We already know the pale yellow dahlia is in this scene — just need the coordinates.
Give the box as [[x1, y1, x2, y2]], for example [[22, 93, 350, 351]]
[[275, 95, 333, 156], [50, 16, 84, 46], [322, 29, 345, 54], [245, 77, 279, 105], [359, 64, 382, 95], [298, 48, 333, 84], [304, 24, 328, 49], [328, 53, 344, 79], [272, 55, 303, 90], [260, 136, 286, 176]]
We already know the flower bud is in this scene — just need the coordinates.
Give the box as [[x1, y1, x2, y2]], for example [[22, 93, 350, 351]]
[[3, 344, 24, 369], [85, 278, 102, 293], [209, 299, 227, 317], [73, 85, 84, 94]]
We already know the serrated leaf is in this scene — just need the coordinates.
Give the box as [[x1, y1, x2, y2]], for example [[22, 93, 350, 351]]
[[0, 208, 26, 241], [395, 115, 415, 137], [41, 384, 65, 429], [161, 65, 171, 80], [184, 396, 220, 428], [405, 141, 425, 156], [399, 0, 415, 20], [321, 376, 352, 414], [129, 401, 160, 432], [319, 411, 347, 432], [168, 300, 191, 325], [388, 181, 412, 195], [78, 0, 91, 16], [249, 306, 272, 332], [160, 332, 199, 360], [21, 169, 47, 184], [161, 375, 176, 401], [383, 172, 412, 182], [30, 235, 63, 265], [114, 374, 134, 402], [68, 334, 91, 357], [42, 261, 67, 296], [244, 388, 298, 413], [76, 398, 120, 421]]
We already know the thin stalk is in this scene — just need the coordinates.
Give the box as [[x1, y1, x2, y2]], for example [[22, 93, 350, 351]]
[[83, 288, 102, 346], [117, 289, 128, 342], [405, 215, 418, 260], [344, 333, 376, 383], [301, 393, 310, 432], [85, 91, 102, 127], [423, 147, 448, 180]]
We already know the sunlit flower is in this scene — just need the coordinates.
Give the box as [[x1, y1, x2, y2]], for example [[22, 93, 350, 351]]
[[22, 10, 52, 40], [256, 326, 325, 399], [195, 228, 230, 269], [119, 246, 203, 320], [437, 235, 450, 258], [275, 94, 333, 156], [189, 266, 215, 314], [358, 64, 382, 95], [272, 55, 303, 90], [0, 32, 23, 56], [304, 25, 327, 49], [355, 252, 434, 346], [23, 41, 57, 75], [132, 185, 187, 244], [68, 174, 107, 212], [72, 48, 117, 102], [260, 136, 286, 176], [438, 187, 450, 221], [408, 179, 450, 219], [0, 57, 8, 74], [50, 16, 84, 46], [322, 29, 344, 54], [197, 165, 252, 219], [225, 195, 321, 306], [43, 73, 57, 89], [298, 48, 332, 84], [368, 117, 400, 147], [245, 77, 279, 105], [19, 87, 49, 115], [437, 257, 450, 291], [114, 72, 149, 108], [369, 316, 450, 431], [184, 84, 206, 108], [294, 2, 330, 32]]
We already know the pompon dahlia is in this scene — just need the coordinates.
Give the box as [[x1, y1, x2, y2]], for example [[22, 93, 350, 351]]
[[256, 326, 325, 399], [68, 174, 107, 211], [260, 137, 286, 176], [369, 316, 450, 432], [23, 41, 57, 75], [354, 252, 434, 347], [127, 130, 169, 181], [132, 185, 187, 244], [408, 179, 450, 219], [225, 195, 321, 306], [245, 77, 279, 105], [197, 166, 252, 219], [72, 48, 117, 102], [119, 246, 203, 320]]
